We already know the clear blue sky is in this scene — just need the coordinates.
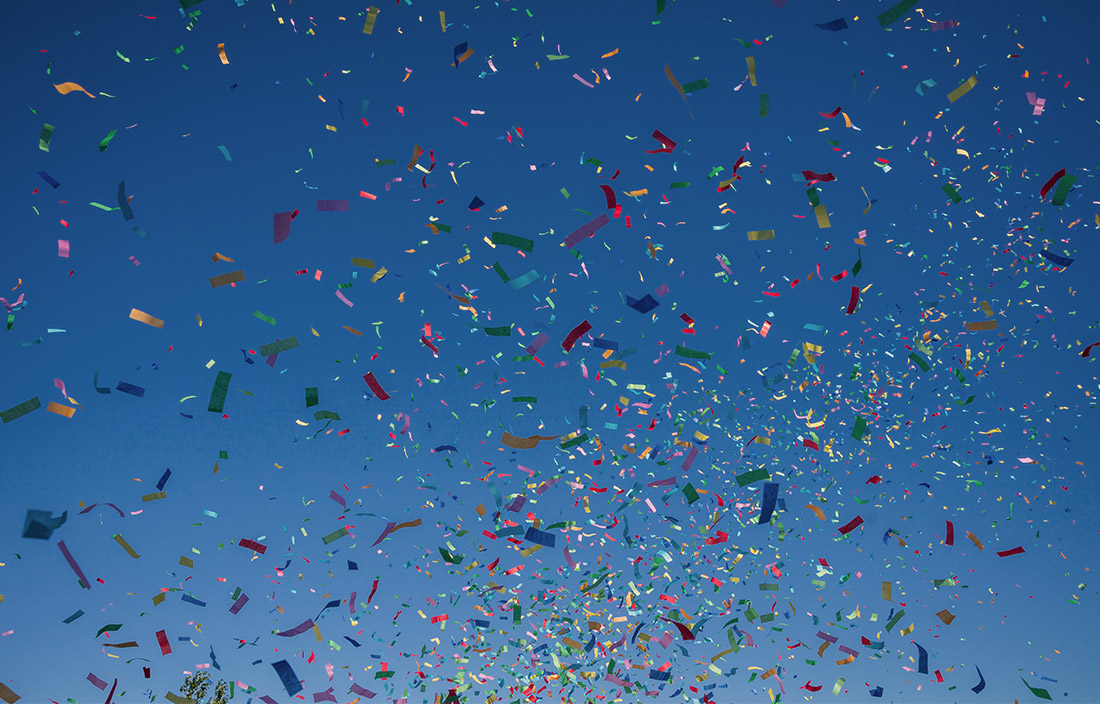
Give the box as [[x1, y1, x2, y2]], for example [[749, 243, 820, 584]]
[[2, 0, 1097, 702]]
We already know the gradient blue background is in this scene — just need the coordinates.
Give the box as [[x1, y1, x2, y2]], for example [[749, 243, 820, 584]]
[[2, 0, 1098, 702]]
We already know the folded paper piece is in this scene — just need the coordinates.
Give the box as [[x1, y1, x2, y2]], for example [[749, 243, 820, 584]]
[[22, 509, 67, 539], [946, 75, 978, 103], [562, 320, 592, 351]]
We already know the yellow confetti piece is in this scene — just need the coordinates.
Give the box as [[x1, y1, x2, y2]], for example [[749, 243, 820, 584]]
[[113, 534, 141, 558], [746, 56, 757, 86], [362, 6, 379, 34], [217, 43, 230, 64], [947, 75, 978, 103], [746, 230, 775, 241]]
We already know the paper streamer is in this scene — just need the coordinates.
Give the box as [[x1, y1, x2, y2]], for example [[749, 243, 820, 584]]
[[561, 213, 610, 249], [58, 540, 91, 588], [112, 534, 141, 558]]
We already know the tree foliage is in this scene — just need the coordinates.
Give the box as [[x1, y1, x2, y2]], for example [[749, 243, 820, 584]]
[[180, 672, 229, 704]]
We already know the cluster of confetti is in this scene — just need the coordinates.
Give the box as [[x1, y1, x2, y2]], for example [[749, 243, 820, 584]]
[[3, 0, 1097, 702]]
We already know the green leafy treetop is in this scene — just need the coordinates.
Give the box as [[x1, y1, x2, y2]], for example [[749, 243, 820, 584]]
[[179, 671, 229, 704]]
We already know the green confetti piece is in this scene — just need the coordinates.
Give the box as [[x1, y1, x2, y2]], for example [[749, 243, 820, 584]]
[[669, 181, 691, 189], [852, 415, 868, 440], [560, 187, 570, 199], [736, 468, 770, 487], [39, 123, 55, 152], [492, 262, 510, 283], [375, 158, 396, 167], [560, 433, 588, 449], [942, 183, 962, 204], [258, 336, 299, 356], [207, 371, 232, 413], [508, 270, 540, 289], [313, 410, 341, 421], [483, 326, 512, 337], [321, 527, 349, 545], [511, 396, 537, 403], [675, 345, 711, 360], [439, 547, 464, 564], [908, 353, 930, 372], [759, 94, 769, 117], [885, 608, 905, 632], [98, 129, 118, 152], [1, 397, 41, 424], [681, 78, 709, 93], [305, 387, 319, 407], [1051, 174, 1076, 206], [682, 483, 700, 504], [491, 231, 534, 252], [877, 0, 918, 27], [252, 311, 277, 325]]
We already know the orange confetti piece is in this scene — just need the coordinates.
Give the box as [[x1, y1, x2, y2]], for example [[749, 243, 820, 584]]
[[129, 308, 165, 328], [53, 82, 95, 98]]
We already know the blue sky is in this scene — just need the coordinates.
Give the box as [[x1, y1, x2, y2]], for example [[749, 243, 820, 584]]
[[2, 0, 1098, 702]]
